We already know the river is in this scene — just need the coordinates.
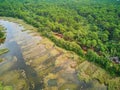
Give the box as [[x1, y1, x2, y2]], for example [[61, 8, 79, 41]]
[[0, 19, 107, 90]]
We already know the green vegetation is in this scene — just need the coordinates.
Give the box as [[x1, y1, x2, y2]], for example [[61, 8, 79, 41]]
[[0, 70, 29, 90], [0, 81, 13, 90], [77, 60, 120, 90], [0, 48, 9, 63], [0, 25, 7, 63], [0, 0, 120, 77], [0, 25, 6, 43], [0, 48, 9, 55], [0, 59, 3, 63]]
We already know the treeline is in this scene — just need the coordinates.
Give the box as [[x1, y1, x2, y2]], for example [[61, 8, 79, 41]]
[[39, 29, 84, 56], [0, 0, 120, 76]]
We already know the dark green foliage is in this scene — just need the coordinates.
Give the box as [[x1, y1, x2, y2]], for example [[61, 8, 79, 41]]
[[0, 0, 120, 76]]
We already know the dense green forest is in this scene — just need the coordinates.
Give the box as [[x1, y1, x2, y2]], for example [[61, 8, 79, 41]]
[[0, 0, 120, 76]]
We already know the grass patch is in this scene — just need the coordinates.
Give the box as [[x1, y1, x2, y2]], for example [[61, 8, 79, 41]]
[[0, 70, 29, 90], [0, 59, 3, 63], [77, 61, 120, 90], [0, 81, 13, 90], [0, 25, 6, 43], [0, 48, 9, 55]]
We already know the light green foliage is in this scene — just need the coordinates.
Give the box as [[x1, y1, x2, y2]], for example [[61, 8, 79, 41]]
[[63, 31, 74, 41], [0, 82, 13, 90]]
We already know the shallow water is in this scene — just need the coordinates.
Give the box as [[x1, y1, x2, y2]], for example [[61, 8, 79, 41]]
[[0, 20, 107, 90], [0, 20, 43, 90]]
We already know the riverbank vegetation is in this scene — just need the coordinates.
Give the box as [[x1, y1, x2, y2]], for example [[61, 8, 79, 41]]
[[0, 25, 8, 62], [0, 25, 9, 57], [1, 0, 119, 76], [0, 0, 120, 89], [0, 25, 5, 43]]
